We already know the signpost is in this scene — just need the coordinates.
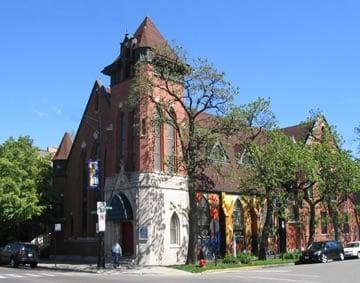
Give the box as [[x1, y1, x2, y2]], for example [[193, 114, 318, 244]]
[[54, 223, 61, 267], [97, 201, 106, 268]]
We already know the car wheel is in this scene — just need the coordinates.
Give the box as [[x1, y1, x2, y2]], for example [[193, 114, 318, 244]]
[[30, 263, 37, 268], [357, 252, 360, 259], [339, 252, 344, 261], [10, 258, 19, 268], [321, 254, 328, 263]]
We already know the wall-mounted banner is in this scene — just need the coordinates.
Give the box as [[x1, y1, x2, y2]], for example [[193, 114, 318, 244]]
[[88, 160, 99, 189]]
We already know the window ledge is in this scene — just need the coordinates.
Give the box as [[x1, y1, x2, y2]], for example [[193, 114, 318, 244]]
[[170, 244, 180, 249]]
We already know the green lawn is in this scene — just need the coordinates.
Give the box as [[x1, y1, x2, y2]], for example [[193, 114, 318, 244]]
[[171, 258, 297, 273]]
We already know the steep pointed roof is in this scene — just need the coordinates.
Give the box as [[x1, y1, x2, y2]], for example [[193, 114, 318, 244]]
[[52, 132, 73, 160], [134, 16, 167, 49]]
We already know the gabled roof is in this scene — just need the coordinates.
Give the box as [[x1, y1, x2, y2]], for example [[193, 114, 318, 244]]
[[134, 16, 167, 49], [53, 132, 73, 160], [281, 121, 315, 143]]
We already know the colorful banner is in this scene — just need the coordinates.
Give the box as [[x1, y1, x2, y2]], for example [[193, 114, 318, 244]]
[[196, 192, 220, 260], [88, 160, 99, 189], [222, 193, 237, 256]]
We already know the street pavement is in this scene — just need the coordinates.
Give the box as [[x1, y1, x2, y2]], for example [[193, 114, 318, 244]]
[[0, 258, 359, 282]]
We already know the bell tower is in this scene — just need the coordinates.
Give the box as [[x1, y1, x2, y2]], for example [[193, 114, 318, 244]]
[[102, 16, 168, 86]]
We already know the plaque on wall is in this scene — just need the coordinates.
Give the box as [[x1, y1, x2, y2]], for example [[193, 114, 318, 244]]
[[139, 226, 148, 241]]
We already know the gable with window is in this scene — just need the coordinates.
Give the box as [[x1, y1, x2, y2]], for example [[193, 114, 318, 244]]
[[210, 142, 228, 162]]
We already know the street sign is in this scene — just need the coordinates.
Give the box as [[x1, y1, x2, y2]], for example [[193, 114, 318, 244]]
[[98, 213, 106, 232], [97, 201, 106, 215], [54, 223, 61, 232]]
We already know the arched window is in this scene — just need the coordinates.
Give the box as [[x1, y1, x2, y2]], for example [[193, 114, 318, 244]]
[[166, 109, 177, 172], [238, 148, 251, 166], [210, 142, 228, 162], [170, 213, 180, 245], [233, 199, 244, 239], [153, 111, 164, 171], [128, 110, 136, 170], [197, 196, 211, 238], [117, 111, 126, 171]]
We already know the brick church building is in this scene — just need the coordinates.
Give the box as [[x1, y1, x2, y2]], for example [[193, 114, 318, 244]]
[[52, 17, 358, 265]]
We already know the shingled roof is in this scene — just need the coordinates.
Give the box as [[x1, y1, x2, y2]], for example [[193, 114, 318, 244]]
[[134, 16, 168, 49], [281, 121, 315, 143], [52, 132, 73, 161]]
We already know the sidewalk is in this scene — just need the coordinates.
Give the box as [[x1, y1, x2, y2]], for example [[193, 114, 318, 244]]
[[37, 260, 192, 276]]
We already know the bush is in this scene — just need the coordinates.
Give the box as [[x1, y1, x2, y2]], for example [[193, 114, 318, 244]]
[[280, 250, 301, 260], [237, 252, 252, 264], [223, 256, 239, 264]]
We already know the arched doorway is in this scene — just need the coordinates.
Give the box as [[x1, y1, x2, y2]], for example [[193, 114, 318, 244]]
[[107, 193, 134, 256], [232, 199, 245, 252]]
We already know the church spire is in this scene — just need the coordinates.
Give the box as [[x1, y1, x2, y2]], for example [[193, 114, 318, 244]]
[[133, 16, 167, 49]]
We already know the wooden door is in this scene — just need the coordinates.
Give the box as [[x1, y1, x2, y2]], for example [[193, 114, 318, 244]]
[[122, 222, 134, 256]]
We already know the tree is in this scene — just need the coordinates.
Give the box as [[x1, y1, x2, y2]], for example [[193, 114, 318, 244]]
[[278, 133, 320, 247], [243, 131, 297, 259], [130, 45, 238, 264], [314, 141, 360, 241], [0, 136, 52, 242], [221, 97, 277, 255]]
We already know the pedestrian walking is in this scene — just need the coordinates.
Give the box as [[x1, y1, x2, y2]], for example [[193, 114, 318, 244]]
[[111, 241, 122, 268]]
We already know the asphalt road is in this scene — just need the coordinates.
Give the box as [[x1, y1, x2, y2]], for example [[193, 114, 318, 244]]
[[0, 258, 359, 283]]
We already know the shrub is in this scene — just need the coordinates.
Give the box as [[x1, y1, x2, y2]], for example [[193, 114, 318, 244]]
[[280, 250, 301, 260], [237, 252, 252, 264], [223, 256, 239, 264]]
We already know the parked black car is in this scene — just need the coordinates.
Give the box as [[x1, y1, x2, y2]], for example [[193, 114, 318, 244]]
[[300, 240, 344, 263], [0, 242, 39, 268]]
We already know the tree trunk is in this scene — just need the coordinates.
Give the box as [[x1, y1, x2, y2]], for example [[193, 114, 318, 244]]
[[186, 171, 199, 264], [354, 206, 360, 239], [250, 206, 259, 256], [259, 195, 274, 260], [328, 202, 339, 241], [307, 203, 316, 247]]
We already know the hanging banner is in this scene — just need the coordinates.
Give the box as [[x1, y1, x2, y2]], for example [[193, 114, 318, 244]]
[[88, 160, 99, 189]]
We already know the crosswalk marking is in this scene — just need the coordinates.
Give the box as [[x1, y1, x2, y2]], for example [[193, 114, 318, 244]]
[[22, 273, 41, 277], [0, 272, 93, 280], [2, 274, 23, 278], [38, 272, 56, 276]]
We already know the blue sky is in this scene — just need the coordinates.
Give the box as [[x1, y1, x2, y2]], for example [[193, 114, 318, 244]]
[[1, 0, 359, 154]]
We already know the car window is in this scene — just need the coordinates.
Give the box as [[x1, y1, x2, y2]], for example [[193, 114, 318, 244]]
[[346, 242, 359, 248], [309, 242, 324, 250]]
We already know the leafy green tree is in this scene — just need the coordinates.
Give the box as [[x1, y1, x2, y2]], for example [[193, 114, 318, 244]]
[[244, 131, 297, 260], [314, 139, 360, 241], [0, 136, 52, 242], [130, 45, 238, 264], [221, 97, 277, 255]]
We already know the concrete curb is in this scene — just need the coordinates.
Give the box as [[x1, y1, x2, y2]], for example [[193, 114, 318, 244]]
[[198, 262, 296, 274]]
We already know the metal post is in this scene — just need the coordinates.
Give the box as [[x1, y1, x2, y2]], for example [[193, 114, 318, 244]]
[[213, 220, 217, 266], [54, 232, 57, 267]]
